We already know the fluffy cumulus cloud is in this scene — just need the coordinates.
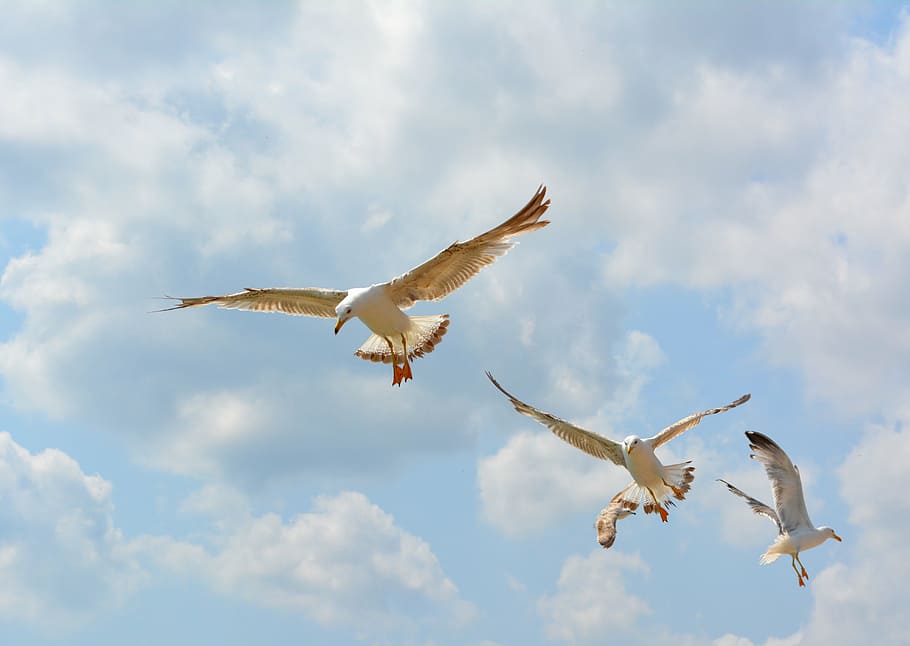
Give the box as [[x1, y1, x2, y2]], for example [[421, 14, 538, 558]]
[[139, 488, 473, 635], [600, 11, 910, 416], [0, 432, 142, 625], [1, 2, 910, 644], [537, 549, 651, 642]]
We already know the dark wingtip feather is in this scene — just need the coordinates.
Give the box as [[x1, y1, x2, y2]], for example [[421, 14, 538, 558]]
[[745, 430, 781, 453]]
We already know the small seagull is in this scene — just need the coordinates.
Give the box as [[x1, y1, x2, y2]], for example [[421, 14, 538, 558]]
[[595, 501, 635, 549], [486, 371, 750, 523], [718, 431, 842, 588], [159, 187, 550, 385]]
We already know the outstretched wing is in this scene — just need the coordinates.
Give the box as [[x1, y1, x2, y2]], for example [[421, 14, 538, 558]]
[[156, 287, 348, 318], [485, 371, 625, 467], [386, 186, 550, 308], [746, 431, 813, 533], [717, 478, 782, 534], [595, 498, 635, 549], [648, 393, 751, 449]]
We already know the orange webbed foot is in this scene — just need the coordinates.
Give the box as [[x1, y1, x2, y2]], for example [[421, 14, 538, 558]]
[[657, 506, 669, 523], [392, 364, 404, 386], [798, 577, 806, 587], [401, 361, 413, 382]]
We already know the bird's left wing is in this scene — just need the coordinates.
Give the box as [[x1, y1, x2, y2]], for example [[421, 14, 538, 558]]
[[648, 393, 751, 449], [486, 372, 625, 467], [746, 431, 814, 533], [156, 287, 348, 318], [386, 186, 550, 308]]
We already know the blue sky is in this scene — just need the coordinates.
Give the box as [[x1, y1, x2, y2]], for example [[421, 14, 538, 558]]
[[1, 2, 909, 644]]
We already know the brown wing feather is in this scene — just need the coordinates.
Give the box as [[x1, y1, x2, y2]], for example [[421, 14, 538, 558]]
[[156, 287, 347, 318], [486, 372, 625, 467], [387, 186, 550, 308]]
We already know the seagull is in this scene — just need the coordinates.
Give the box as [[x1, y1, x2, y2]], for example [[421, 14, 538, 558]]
[[595, 501, 635, 549], [718, 431, 842, 588], [160, 187, 550, 385], [486, 372, 750, 522]]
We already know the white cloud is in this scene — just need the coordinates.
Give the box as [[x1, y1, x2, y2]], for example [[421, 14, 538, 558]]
[[537, 549, 651, 642], [0, 432, 142, 625], [598, 13, 910, 416], [478, 430, 629, 538], [140, 489, 474, 635], [793, 416, 910, 644]]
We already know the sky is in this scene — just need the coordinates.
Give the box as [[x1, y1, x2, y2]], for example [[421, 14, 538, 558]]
[[1, 1, 909, 644]]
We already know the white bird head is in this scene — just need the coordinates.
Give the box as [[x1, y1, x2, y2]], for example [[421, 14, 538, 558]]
[[819, 526, 842, 542], [334, 298, 356, 335], [623, 435, 642, 455]]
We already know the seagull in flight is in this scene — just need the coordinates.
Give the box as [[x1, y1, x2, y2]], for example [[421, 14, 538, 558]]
[[595, 501, 635, 549], [160, 187, 550, 385], [486, 372, 750, 523], [719, 431, 842, 587]]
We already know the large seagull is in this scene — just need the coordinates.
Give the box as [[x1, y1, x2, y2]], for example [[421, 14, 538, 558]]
[[718, 431, 842, 587], [486, 372, 750, 524], [161, 187, 550, 385]]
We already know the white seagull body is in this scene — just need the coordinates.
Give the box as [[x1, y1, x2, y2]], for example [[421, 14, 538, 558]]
[[486, 372, 751, 525], [161, 186, 550, 385], [719, 431, 842, 587]]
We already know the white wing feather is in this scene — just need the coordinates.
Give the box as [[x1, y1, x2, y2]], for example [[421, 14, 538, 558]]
[[746, 431, 814, 533]]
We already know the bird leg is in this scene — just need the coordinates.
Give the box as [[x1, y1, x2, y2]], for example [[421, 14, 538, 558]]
[[790, 555, 806, 587], [647, 487, 669, 522], [399, 333, 413, 382], [385, 337, 404, 386], [663, 478, 687, 500], [795, 553, 810, 580]]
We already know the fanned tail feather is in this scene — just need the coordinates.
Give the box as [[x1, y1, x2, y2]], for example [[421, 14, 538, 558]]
[[611, 461, 695, 519], [662, 460, 696, 500], [759, 535, 789, 565], [354, 315, 450, 363]]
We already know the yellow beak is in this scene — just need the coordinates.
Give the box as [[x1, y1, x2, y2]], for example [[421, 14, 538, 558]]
[[334, 318, 347, 335], [626, 445, 633, 455], [833, 533, 842, 542]]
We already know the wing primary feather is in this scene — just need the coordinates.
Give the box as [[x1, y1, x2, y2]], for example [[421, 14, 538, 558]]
[[387, 186, 551, 307], [154, 287, 347, 318], [717, 478, 783, 533], [485, 371, 625, 467], [649, 392, 751, 448]]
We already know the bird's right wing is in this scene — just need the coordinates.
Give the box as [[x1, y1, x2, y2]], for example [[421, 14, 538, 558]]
[[156, 287, 348, 318], [745, 431, 814, 533], [717, 478, 783, 534], [485, 372, 625, 467]]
